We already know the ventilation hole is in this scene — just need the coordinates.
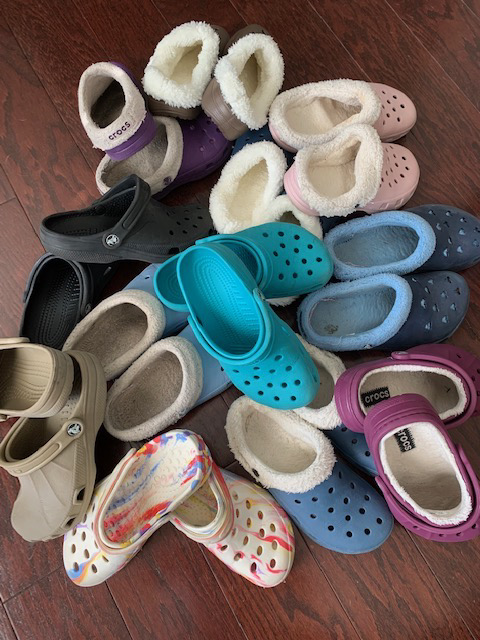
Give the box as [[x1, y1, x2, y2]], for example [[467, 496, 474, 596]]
[[262, 232, 268, 238], [343, 497, 349, 505], [293, 272, 298, 278], [346, 531, 353, 538], [278, 231, 285, 237], [365, 529, 371, 535], [84, 549, 90, 559], [243, 534, 249, 544], [253, 375, 259, 380], [81, 532, 86, 542], [72, 528, 77, 536], [365, 495, 370, 501], [257, 546, 263, 556], [270, 523, 276, 532], [281, 382, 287, 388], [365, 451, 371, 457], [259, 528, 265, 538], [307, 270, 313, 276], [270, 559, 276, 568], [345, 515, 351, 521], [272, 540, 278, 551], [301, 258, 307, 264], [312, 497, 318, 502], [351, 438, 358, 445], [328, 487, 334, 494], [279, 273, 284, 280], [235, 508, 240, 517], [258, 511, 264, 520], [291, 396, 297, 402], [294, 499, 301, 504], [274, 396, 280, 402], [244, 380, 250, 385], [310, 514, 317, 519], [82, 513, 87, 523], [294, 247, 299, 253], [285, 259, 290, 266], [377, 518, 383, 525], [77, 487, 85, 501], [234, 552, 242, 561], [71, 544, 76, 553], [275, 355, 283, 362], [359, 507, 366, 514], [280, 243, 286, 249], [220, 544, 228, 552], [328, 507, 334, 513], [267, 382, 273, 388], [350, 482, 355, 490], [307, 244, 313, 249], [328, 525, 334, 531], [341, 426, 347, 432], [273, 251, 278, 257], [338, 471, 343, 479], [294, 379, 300, 386]]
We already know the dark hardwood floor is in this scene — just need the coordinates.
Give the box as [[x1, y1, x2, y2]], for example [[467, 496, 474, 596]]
[[0, 1, 479, 638]]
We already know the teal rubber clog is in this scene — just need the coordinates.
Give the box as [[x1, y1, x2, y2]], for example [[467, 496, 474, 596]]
[[159, 242, 320, 409], [153, 222, 333, 311]]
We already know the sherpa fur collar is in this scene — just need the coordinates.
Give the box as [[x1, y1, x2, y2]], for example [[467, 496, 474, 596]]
[[63, 289, 166, 381], [104, 336, 203, 441], [294, 124, 383, 217], [225, 395, 336, 493], [95, 115, 183, 194], [79, 62, 148, 151], [143, 21, 220, 109], [214, 33, 284, 129], [269, 79, 381, 150]]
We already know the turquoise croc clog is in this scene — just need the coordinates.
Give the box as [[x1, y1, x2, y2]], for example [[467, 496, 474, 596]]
[[154, 222, 333, 311], [160, 242, 319, 409]]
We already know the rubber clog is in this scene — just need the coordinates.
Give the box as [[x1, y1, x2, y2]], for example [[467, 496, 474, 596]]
[[270, 459, 393, 554], [326, 425, 377, 476], [157, 242, 319, 408], [365, 394, 480, 542], [20, 254, 116, 350], [298, 271, 469, 352], [154, 222, 332, 310], [40, 175, 215, 264]]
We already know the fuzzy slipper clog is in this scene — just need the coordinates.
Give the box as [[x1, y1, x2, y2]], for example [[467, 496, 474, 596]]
[[154, 222, 332, 309], [335, 343, 480, 433], [209, 141, 322, 237], [20, 254, 116, 350], [202, 33, 284, 140], [63, 430, 212, 586], [63, 289, 166, 381], [365, 394, 480, 542], [40, 176, 214, 264], [156, 242, 319, 408], [104, 323, 231, 441], [269, 79, 416, 152], [284, 124, 419, 217], [95, 112, 231, 196], [298, 271, 469, 351], [0, 349, 106, 541], [79, 62, 156, 161]]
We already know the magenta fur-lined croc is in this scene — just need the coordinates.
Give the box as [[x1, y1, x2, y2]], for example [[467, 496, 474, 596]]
[[365, 393, 480, 542], [335, 343, 480, 433]]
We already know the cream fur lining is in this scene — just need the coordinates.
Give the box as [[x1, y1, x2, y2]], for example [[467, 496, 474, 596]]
[[293, 336, 345, 430], [269, 79, 381, 150], [358, 364, 467, 421], [63, 290, 166, 381], [380, 422, 471, 525], [214, 33, 284, 129], [79, 62, 147, 151], [143, 22, 220, 108], [226, 395, 336, 492], [104, 337, 203, 441], [96, 116, 183, 194], [295, 124, 383, 217]]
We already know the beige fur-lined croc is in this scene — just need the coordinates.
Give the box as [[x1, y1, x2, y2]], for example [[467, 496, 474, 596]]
[[202, 33, 284, 140], [63, 290, 166, 381], [0, 350, 106, 542], [284, 124, 419, 217]]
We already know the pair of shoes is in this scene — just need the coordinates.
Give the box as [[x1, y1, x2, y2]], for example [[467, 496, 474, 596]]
[[267, 80, 419, 217], [334, 344, 480, 542], [0, 338, 106, 541], [62, 265, 230, 442], [155, 222, 333, 408], [63, 429, 295, 588], [298, 206, 476, 351], [224, 339, 394, 554]]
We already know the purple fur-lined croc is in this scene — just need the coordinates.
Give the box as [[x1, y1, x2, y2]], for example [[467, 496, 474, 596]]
[[364, 393, 480, 542], [96, 110, 232, 196], [335, 343, 480, 434], [79, 61, 156, 161]]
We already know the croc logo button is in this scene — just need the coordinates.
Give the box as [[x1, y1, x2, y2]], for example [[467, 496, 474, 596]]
[[67, 423, 82, 436], [105, 234, 120, 247]]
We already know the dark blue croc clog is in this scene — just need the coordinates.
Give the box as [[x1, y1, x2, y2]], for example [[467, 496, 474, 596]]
[[298, 271, 469, 351], [326, 425, 377, 476], [270, 460, 393, 553], [231, 125, 295, 167]]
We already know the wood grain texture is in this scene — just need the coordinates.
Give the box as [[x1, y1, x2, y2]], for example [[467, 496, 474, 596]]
[[0, 165, 14, 204], [4, 569, 132, 640], [152, 0, 245, 34], [0, 22, 97, 229], [0, 604, 16, 640]]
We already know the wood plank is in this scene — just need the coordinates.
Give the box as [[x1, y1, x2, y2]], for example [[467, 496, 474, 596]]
[[152, 0, 245, 35], [0, 165, 14, 205], [4, 568, 131, 640], [107, 523, 246, 640], [0, 199, 44, 337], [2, 0, 105, 171], [0, 603, 17, 640], [462, 0, 480, 17], [387, 0, 480, 110], [0, 22, 97, 229]]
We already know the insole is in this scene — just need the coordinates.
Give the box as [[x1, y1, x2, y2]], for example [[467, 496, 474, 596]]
[[308, 159, 356, 199], [334, 226, 419, 267], [244, 412, 316, 473], [70, 304, 148, 369], [91, 80, 125, 128], [239, 54, 259, 99], [173, 481, 217, 526], [0, 348, 52, 413], [170, 44, 202, 84], [228, 159, 269, 221], [22, 260, 81, 350], [103, 123, 170, 189], [179, 250, 260, 355], [8, 361, 82, 459], [285, 97, 360, 136], [306, 360, 335, 410], [310, 286, 396, 337], [359, 369, 463, 418], [108, 351, 183, 432], [382, 422, 462, 511]]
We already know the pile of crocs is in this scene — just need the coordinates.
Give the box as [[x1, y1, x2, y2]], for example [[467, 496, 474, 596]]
[[1, 20, 480, 590]]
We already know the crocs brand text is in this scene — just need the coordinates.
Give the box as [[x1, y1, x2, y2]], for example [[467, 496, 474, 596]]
[[361, 387, 390, 407], [394, 428, 416, 453], [109, 122, 131, 140]]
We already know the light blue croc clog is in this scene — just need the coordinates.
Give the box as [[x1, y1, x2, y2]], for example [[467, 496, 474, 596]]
[[270, 460, 393, 554], [154, 222, 333, 311], [161, 242, 319, 409]]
